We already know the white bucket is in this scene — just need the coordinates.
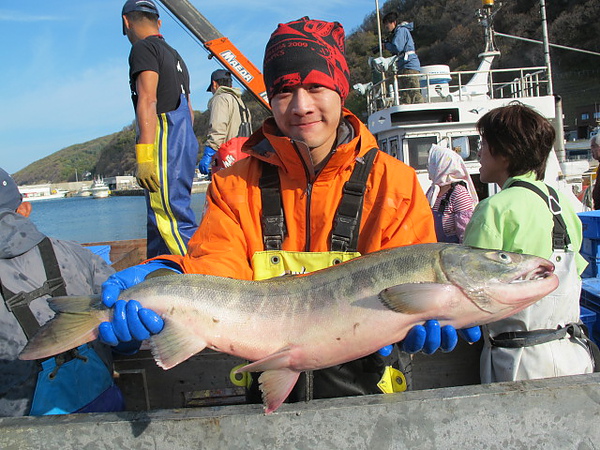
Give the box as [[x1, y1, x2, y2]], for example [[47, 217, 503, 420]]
[[420, 65, 451, 101]]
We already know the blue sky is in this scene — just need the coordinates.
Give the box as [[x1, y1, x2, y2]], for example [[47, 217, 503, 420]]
[[1, 1, 377, 175]]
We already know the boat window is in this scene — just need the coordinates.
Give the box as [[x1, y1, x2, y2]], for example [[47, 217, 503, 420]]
[[389, 137, 401, 161], [407, 136, 437, 170], [379, 138, 388, 154], [450, 135, 480, 161]]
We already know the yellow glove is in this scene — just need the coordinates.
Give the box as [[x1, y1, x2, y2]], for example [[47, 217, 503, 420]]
[[135, 144, 160, 193]]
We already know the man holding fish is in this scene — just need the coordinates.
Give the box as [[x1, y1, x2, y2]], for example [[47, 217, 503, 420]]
[[97, 17, 481, 408]]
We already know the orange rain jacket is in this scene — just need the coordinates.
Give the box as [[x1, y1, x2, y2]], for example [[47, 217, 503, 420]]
[[158, 108, 436, 278]]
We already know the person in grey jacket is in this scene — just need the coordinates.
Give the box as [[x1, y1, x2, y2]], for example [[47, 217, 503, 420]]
[[198, 69, 252, 174], [0, 168, 124, 416]]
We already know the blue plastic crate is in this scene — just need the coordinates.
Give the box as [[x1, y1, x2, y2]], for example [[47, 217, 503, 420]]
[[86, 245, 112, 265], [581, 238, 600, 258], [582, 277, 600, 297], [581, 278, 600, 311], [581, 255, 600, 278], [578, 211, 600, 239], [580, 305, 596, 337]]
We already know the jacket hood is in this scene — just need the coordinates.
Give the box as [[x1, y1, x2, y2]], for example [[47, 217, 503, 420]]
[[399, 22, 414, 31], [207, 86, 243, 110], [215, 86, 242, 98], [0, 211, 46, 259], [242, 108, 378, 182]]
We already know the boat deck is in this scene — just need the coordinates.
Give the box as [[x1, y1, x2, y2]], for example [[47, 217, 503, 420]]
[[2, 372, 599, 448]]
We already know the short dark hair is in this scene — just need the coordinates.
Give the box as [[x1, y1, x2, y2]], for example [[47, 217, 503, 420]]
[[382, 12, 398, 25], [215, 77, 232, 88], [477, 102, 555, 180], [126, 10, 159, 25]]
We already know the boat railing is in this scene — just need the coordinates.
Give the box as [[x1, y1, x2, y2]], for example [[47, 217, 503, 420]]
[[364, 66, 551, 115]]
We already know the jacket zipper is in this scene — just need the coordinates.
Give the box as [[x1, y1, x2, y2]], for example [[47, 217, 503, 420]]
[[305, 182, 313, 251], [291, 140, 315, 252]]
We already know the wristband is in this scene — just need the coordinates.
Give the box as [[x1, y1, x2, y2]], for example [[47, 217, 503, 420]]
[[135, 143, 155, 163]]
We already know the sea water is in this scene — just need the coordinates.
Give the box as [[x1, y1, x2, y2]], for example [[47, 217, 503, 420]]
[[28, 193, 207, 244]]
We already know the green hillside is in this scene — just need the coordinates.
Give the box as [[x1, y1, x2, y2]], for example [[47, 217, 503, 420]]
[[13, 134, 118, 185], [13, 0, 599, 184], [12, 95, 270, 185]]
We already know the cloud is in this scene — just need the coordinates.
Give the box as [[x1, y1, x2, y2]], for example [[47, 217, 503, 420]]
[[0, 11, 66, 22]]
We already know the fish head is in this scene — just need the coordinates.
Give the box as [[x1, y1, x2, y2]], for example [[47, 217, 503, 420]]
[[439, 245, 558, 317]]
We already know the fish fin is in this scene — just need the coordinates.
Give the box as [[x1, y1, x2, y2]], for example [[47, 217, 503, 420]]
[[235, 349, 299, 413], [149, 319, 207, 370], [48, 294, 103, 313], [19, 295, 106, 360], [378, 283, 457, 314], [259, 369, 301, 414], [145, 269, 178, 279], [236, 347, 293, 373]]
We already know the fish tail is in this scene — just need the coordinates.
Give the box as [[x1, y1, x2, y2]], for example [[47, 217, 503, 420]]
[[19, 295, 109, 361]]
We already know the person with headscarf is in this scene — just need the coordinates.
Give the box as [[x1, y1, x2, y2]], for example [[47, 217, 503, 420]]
[[425, 143, 478, 243]]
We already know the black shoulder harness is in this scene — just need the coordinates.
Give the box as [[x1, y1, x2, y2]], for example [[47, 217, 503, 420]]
[[508, 180, 571, 250], [0, 237, 67, 339], [259, 148, 379, 253], [437, 181, 467, 213]]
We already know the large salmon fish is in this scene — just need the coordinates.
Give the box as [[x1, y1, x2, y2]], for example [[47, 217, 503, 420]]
[[20, 243, 558, 413]]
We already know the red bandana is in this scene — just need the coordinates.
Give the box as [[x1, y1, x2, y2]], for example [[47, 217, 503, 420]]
[[263, 17, 350, 102]]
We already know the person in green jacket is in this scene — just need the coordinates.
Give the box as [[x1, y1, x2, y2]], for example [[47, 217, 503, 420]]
[[463, 102, 595, 382]]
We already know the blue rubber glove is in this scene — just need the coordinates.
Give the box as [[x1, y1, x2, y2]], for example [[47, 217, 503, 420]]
[[99, 261, 181, 349], [458, 325, 482, 344], [198, 145, 216, 175], [377, 345, 394, 357], [400, 321, 481, 355]]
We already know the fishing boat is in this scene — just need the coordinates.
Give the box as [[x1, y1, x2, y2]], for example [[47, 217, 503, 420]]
[[355, 1, 588, 212], [18, 183, 68, 201], [90, 178, 110, 199], [20, 189, 68, 201], [75, 185, 92, 197]]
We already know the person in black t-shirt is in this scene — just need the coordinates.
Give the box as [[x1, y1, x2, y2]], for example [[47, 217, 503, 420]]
[[122, 0, 198, 258]]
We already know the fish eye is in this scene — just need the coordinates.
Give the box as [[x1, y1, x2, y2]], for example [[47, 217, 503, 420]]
[[497, 252, 512, 263]]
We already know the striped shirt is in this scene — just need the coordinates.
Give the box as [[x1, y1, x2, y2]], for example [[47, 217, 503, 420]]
[[432, 183, 475, 239]]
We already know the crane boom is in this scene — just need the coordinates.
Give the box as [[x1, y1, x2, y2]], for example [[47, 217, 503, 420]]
[[158, 0, 270, 109]]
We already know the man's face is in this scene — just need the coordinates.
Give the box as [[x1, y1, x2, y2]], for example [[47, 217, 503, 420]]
[[591, 139, 600, 161], [270, 84, 342, 162], [384, 22, 395, 33]]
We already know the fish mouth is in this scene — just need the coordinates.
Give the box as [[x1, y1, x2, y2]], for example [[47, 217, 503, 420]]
[[460, 258, 558, 313], [490, 259, 558, 307], [509, 261, 555, 284]]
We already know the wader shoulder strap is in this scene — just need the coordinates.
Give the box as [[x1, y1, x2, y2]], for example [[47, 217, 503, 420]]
[[0, 237, 67, 339], [259, 148, 379, 252], [437, 181, 466, 213], [259, 162, 287, 251], [234, 96, 252, 138], [509, 180, 571, 250], [331, 148, 379, 252]]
